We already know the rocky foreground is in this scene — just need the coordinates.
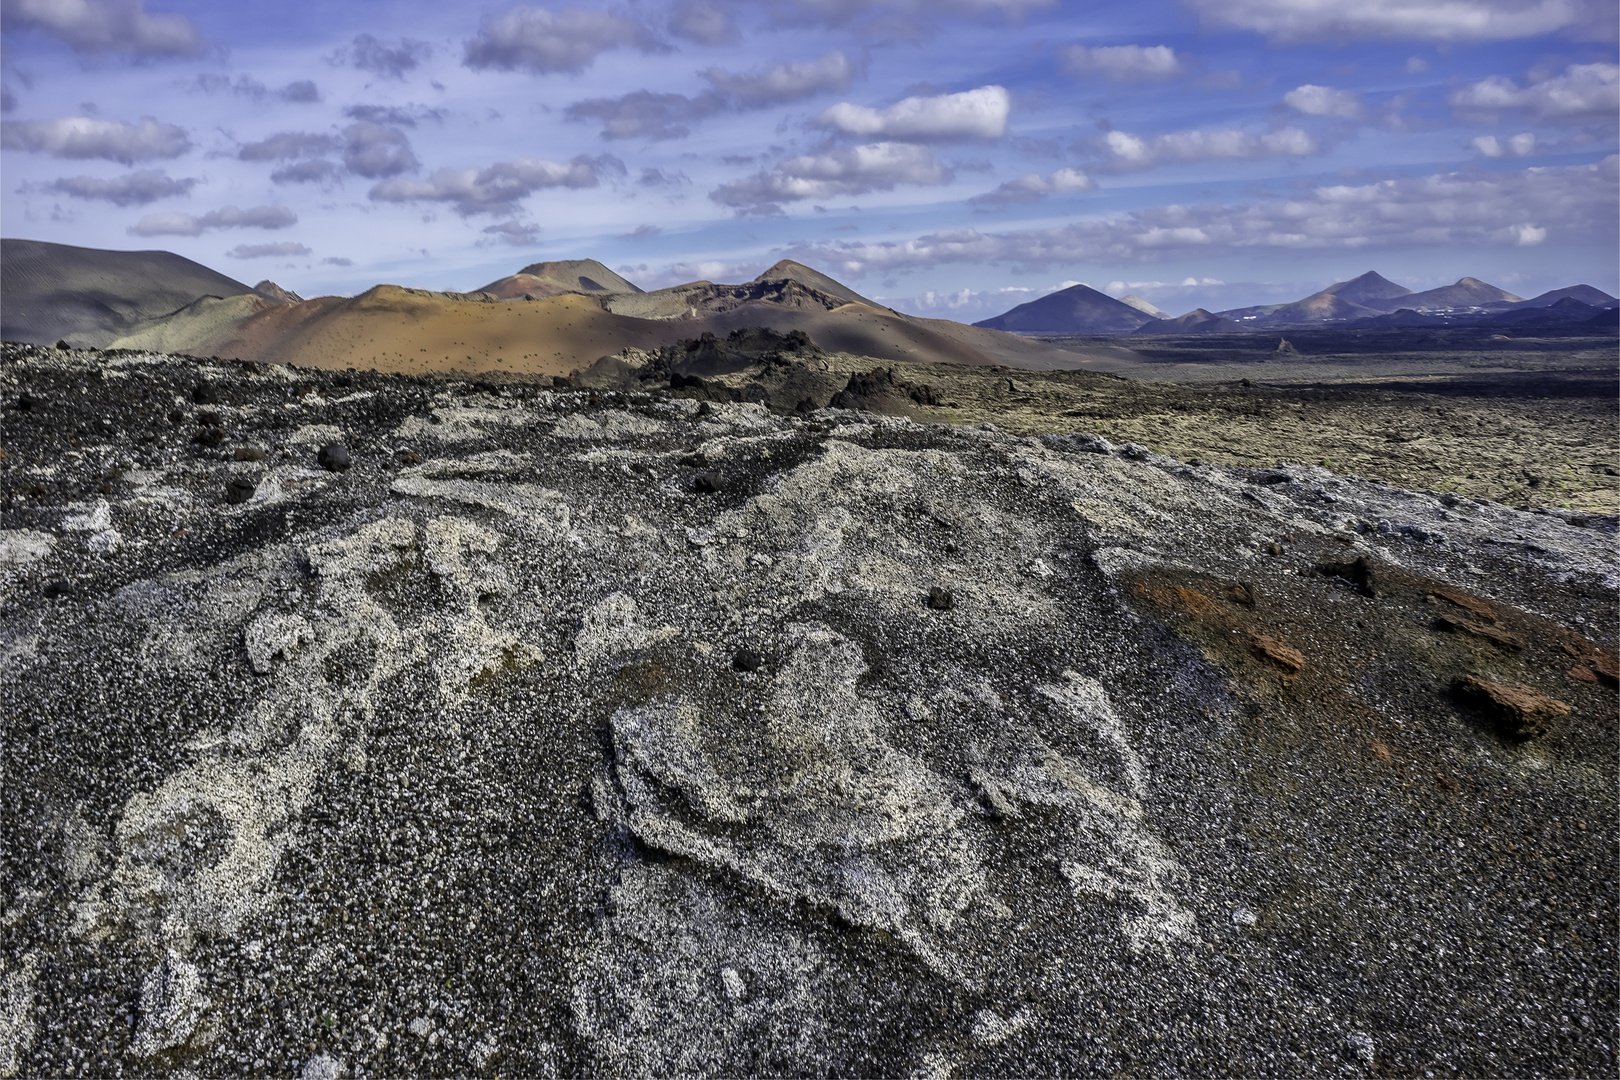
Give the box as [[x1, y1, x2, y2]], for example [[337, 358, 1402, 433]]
[[1, 344, 1615, 1078]]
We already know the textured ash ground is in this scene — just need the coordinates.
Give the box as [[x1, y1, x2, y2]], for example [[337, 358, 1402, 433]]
[[0, 344, 1615, 1078]]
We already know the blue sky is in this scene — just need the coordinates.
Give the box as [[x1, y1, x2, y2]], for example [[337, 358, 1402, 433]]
[[2, 0, 1615, 318]]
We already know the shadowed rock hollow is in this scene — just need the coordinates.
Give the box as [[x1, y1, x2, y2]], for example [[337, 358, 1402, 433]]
[[0, 345, 1615, 1078]]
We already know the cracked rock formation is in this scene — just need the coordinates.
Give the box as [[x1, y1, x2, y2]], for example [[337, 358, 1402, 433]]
[[1, 344, 1615, 1077]]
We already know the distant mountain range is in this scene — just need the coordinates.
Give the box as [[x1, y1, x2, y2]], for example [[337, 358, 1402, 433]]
[[972, 269, 1617, 335], [0, 239, 1094, 375]]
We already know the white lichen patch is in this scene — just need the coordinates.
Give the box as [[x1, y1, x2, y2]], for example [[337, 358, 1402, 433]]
[[133, 951, 205, 1056], [0, 530, 53, 569], [0, 955, 38, 1079], [550, 409, 666, 441]]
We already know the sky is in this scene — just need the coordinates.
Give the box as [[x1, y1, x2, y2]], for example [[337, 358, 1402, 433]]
[[2, 0, 1616, 320]]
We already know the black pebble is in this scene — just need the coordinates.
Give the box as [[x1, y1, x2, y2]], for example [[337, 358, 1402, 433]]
[[680, 452, 709, 467], [233, 447, 267, 462], [193, 382, 218, 405], [168, 409, 187, 426], [226, 476, 257, 505], [16, 392, 36, 413], [43, 580, 72, 599], [928, 586, 955, 611], [196, 410, 222, 427], [318, 442, 351, 471], [192, 426, 225, 447], [732, 648, 763, 673], [693, 471, 721, 493]]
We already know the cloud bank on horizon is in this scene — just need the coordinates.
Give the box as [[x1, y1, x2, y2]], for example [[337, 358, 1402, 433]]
[[1, 0, 1615, 319]]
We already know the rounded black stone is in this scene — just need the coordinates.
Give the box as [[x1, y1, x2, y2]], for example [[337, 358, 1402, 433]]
[[318, 442, 351, 472], [927, 586, 955, 611], [693, 471, 721, 493], [732, 648, 763, 673], [192, 382, 218, 405], [226, 477, 258, 505]]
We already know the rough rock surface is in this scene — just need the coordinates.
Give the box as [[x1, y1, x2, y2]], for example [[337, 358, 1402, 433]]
[[1, 344, 1615, 1077]]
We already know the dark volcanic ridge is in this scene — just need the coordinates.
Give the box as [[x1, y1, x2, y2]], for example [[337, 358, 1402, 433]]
[[1, 342, 1614, 1078]]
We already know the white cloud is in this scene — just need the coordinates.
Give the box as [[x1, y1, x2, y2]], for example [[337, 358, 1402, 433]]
[[668, 2, 738, 44], [816, 85, 1009, 141], [1513, 222, 1546, 245], [238, 131, 337, 161], [1471, 132, 1537, 156], [566, 51, 853, 141], [481, 220, 542, 246], [47, 169, 194, 205], [1061, 44, 1184, 82], [971, 167, 1094, 206], [337, 34, 432, 79], [340, 122, 418, 179], [463, 5, 657, 74], [1184, 0, 1605, 43], [3, 0, 204, 58], [1283, 84, 1365, 119], [702, 51, 854, 106], [1450, 63, 1619, 121], [1101, 125, 1319, 169], [710, 142, 949, 214], [1, 115, 189, 164], [783, 156, 1617, 273], [1405, 56, 1432, 74], [229, 242, 311, 259], [128, 204, 297, 237], [369, 155, 610, 215]]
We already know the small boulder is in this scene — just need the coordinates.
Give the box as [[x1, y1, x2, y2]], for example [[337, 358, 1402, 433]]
[[732, 648, 763, 672], [1452, 675, 1569, 739], [233, 447, 267, 462], [317, 442, 351, 472], [927, 586, 955, 611], [225, 476, 257, 505]]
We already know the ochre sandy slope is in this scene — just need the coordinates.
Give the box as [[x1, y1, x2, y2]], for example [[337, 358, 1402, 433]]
[[112, 283, 1120, 375]]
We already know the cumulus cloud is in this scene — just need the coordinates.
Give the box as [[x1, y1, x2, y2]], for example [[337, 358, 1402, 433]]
[[1283, 84, 1365, 119], [1, 115, 189, 164], [369, 155, 614, 215], [343, 103, 445, 127], [783, 156, 1617, 274], [1472, 132, 1537, 156], [196, 75, 320, 104], [1450, 63, 1619, 122], [237, 131, 338, 161], [759, 0, 1057, 31], [1061, 44, 1184, 82], [481, 220, 541, 245], [229, 242, 311, 259], [970, 167, 1094, 206], [711, 142, 949, 214], [701, 51, 854, 105], [271, 159, 342, 185], [1184, 0, 1606, 42], [564, 90, 719, 140], [47, 168, 195, 205], [341, 122, 418, 179], [668, 1, 738, 43], [463, 5, 658, 74], [128, 204, 297, 237], [816, 85, 1010, 141], [566, 51, 852, 140], [338, 34, 432, 79], [3, 0, 204, 58], [1100, 125, 1319, 169]]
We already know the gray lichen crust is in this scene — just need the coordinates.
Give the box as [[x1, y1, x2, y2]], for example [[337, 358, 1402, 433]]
[[1, 345, 1615, 1077]]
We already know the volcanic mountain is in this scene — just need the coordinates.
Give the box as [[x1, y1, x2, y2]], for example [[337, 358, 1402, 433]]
[[973, 282, 1160, 334], [89, 249, 1112, 375], [0, 238, 258, 347]]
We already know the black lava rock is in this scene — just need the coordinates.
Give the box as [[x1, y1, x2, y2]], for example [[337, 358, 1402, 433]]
[[693, 471, 721, 494], [233, 447, 268, 462], [16, 392, 36, 413], [318, 442, 351, 472], [43, 579, 72, 599], [927, 586, 955, 611], [192, 426, 226, 447], [225, 476, 258, 505], [192, 382, 219, 405], [732, 648, 763, 672]]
